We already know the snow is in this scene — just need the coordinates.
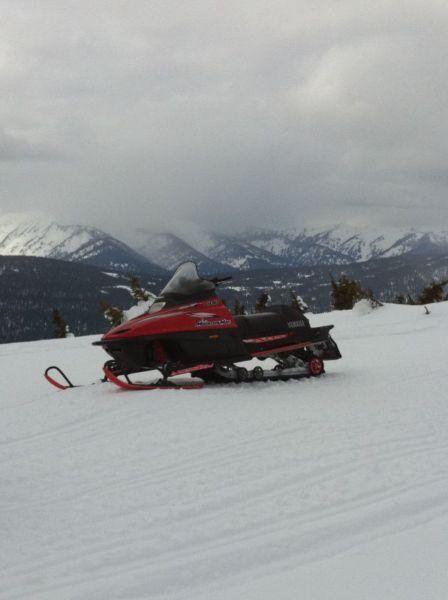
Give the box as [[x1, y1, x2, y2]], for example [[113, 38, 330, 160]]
[[352, 298, 376, 316], [123, 298, 155, 321], [0, 212, 102, 260], [2, 303, 448, 599], [298, 224, 416, 261], [245, 223, 448, 264]]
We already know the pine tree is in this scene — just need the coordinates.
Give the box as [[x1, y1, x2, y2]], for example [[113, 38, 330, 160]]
[[418, 280, 447, 304], [290, 290, 308, 312], [129, 276, 149, 302], [394, 294, 406, 304], [254, 291, 269, 313], [364, 287, 383, 308], [232, 300, 247, 315], [52, 308, 68, 338], [330, 274, 366, 310], [232, 299, 245, 315], [100, 300, 124, 327]]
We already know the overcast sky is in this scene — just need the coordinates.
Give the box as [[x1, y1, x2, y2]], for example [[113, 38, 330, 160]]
[[1, 0, 448, 233]]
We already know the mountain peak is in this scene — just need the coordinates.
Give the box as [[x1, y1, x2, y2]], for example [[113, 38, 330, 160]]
[[0, 213, 167, 276]]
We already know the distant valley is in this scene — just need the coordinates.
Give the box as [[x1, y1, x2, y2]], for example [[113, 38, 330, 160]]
[[1, 251, 448, 343]]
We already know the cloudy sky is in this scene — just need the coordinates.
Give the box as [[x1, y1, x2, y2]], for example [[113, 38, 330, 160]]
[[1, 0, 448, 233]]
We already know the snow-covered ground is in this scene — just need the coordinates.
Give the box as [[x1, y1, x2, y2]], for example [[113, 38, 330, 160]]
[[1, 303, 448, 599]]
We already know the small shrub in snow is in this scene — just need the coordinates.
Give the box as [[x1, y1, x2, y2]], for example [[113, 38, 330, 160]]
[[100, 300, 124, 327], [254, 291, 270, 313], [129, 276, 150, 302], [290, 290, 308, 312], [232, 299, 246, 315], [418, 280, 448, 305], [353, 298, 382, 316], [52, 308, 69, 338], [364, 289, 383, 309]]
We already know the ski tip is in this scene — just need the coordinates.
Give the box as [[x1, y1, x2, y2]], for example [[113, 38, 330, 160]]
[[44, 366, 76, 390]]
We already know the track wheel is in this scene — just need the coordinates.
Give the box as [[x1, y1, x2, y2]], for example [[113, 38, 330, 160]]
[[252, 366, 264, 381], [308, 357, 324, 377], [236, 367, 249, 382]]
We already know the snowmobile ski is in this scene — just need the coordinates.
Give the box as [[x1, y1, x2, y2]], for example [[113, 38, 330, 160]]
[[44, 366, 107, 391], [103, 363, 204, 391], [44, 366, 77, 390]]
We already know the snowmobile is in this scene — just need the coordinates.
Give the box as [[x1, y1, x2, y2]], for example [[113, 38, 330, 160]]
[[44, 261, 341, 391]]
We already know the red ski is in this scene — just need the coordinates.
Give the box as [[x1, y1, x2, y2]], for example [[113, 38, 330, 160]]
[[103, 364, 204, 391], [44, 366, 77, 390], [44, 364, 205, 391]]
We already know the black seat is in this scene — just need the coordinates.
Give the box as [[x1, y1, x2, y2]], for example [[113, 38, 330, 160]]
[[235, 312, 284, 336]]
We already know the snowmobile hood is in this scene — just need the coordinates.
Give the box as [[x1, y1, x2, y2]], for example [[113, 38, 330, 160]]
[[96, 297, 238, 343]]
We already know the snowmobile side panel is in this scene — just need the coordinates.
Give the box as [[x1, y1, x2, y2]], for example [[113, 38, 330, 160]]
[[101, 298, 238, 341]]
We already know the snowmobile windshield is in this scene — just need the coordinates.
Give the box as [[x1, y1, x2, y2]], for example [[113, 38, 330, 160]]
[[159, 262, 215, 299]]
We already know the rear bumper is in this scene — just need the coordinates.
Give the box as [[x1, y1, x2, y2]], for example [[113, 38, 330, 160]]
[[320, 336, 342, 360], [310, 326, 342, 360]]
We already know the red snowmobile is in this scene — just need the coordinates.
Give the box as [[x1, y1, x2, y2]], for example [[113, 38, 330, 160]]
[[45, 262, 341, 391]]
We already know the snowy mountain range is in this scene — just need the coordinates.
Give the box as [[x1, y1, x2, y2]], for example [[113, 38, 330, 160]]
[[2, 212, 448, 274], [240, 225, 448, 266], [0, 213, 166, 276], [129, 223, 448, 272]]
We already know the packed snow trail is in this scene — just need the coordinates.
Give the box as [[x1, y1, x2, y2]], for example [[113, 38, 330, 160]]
[[1, 303, 448, 599]]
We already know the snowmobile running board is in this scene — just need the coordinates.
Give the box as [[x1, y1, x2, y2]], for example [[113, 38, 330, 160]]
[[103, 364, 204, 391]]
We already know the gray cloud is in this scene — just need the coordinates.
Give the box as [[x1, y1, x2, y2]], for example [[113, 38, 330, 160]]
[[0, 128, 61, 161], [1, 0, 448, 232]]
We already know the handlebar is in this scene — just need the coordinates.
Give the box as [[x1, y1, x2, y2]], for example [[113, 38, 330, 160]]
[[209, 275, 233, 284]]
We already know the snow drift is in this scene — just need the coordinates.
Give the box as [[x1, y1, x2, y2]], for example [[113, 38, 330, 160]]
[[1, 303, 448, 599]]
